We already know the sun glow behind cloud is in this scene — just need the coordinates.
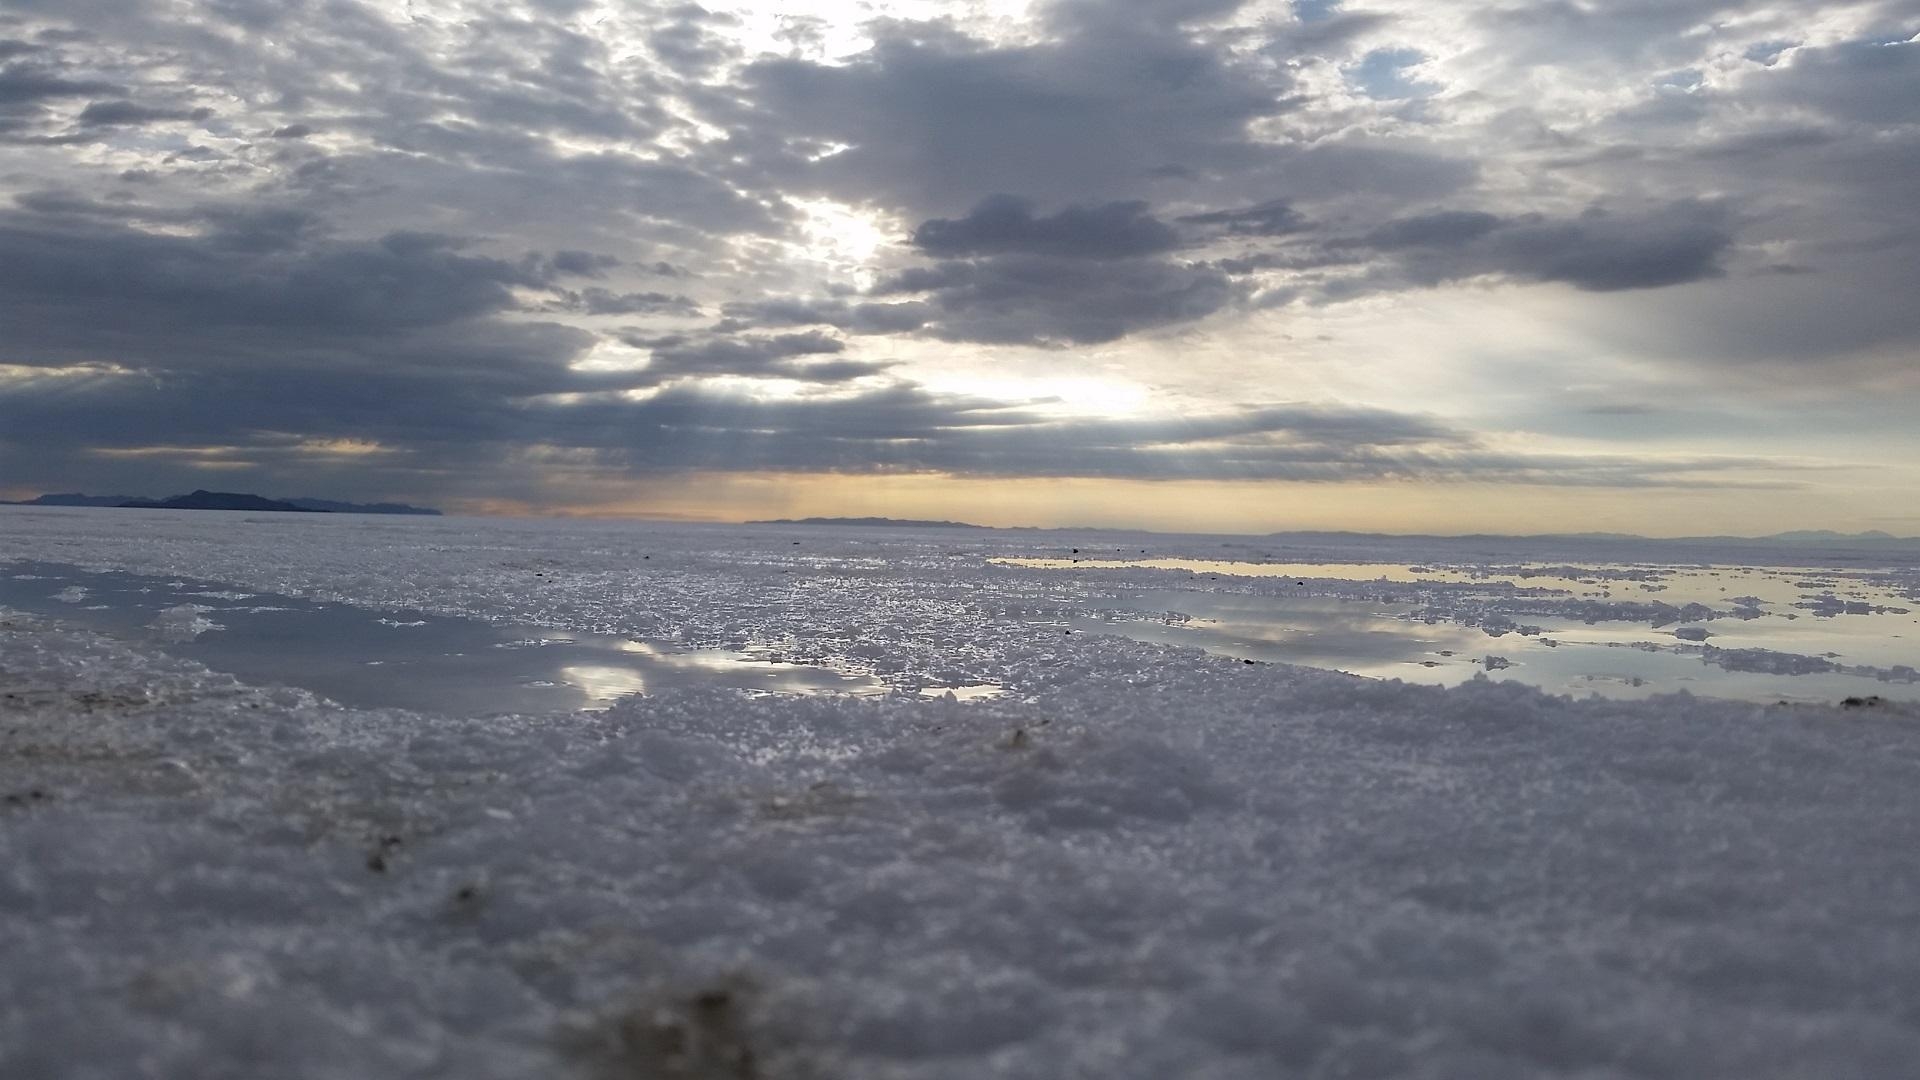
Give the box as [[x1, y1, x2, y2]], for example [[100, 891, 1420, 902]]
[[786, 197, 898, 288], [915, 374, 1154, 418]]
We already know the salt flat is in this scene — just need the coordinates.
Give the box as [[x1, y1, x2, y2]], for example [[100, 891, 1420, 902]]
[[3, 507, 1920, 1079]]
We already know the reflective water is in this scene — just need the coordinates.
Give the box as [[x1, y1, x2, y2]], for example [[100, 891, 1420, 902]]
[[9, 553, 1916, 711], [0, 562, 884, 714], [1020, 560, 1920, 705]]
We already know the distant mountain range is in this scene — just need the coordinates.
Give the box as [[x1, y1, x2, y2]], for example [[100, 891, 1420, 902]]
[[6, 497, 1908, 541], [279, 497, 442, 516], [1741, 529, 1902, 544], [1252, 528, 1917, 545], [747, 516, 988, 529], [5, 491, 441, 515], [1359, 529, 1916, 546], [747, 518, 1917, 544]]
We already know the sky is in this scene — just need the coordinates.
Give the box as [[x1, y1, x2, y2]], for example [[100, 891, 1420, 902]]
[[0, 0, 1916, 534]]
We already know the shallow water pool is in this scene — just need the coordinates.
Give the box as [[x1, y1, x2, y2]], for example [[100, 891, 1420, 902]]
[[0, 561, 887, 713], [1011, 558, 1920, 705]]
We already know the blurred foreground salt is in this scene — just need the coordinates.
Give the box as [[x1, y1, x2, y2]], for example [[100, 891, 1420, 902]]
[[3, 508, 1920, 1078]]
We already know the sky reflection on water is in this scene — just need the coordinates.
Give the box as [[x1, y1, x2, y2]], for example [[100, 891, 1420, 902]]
[[1038, 562, 1920, 705], [0, 562, 885, 714], [5, 553, 1915, 711]]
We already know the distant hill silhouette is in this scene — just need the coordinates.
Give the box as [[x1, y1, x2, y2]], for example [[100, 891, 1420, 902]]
[[5, 490, 440, 515], [9, 493, 144, 507], [282, 498, 440, 516], [119, 490, 324, 512]]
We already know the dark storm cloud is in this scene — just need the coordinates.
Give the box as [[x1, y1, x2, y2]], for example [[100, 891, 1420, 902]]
[[1491, 207, 1736, 291], [871, 255, 1240, 345], [0, 65, 118, 103], [0, 155, 1699, 488], [1178, 199, 1307, 237], [723, 194, 1732, 346], [718, 297, 934, 336], [0, 325, 592, 456], [727, 14, 1291, 215], [1042, 0, 1250, 34], [76, 99, 209, 125], [632, 331, 858, 383], [0, 366, 1798, 497], [0, 0, 1906, 505], [1209, 201, 1738, 298], [1351, 202, 1738, 292], [1361, 210, 1505, 250], [722, 192, 1240, 344], [1273, 10, 1395, 52], [0, 55, 119, 135], [0, 351, 1528, 489], [912, 196, 1181, 260], [775, 195, 1730, 348], [1752, 38, 1920, 125], [548, 249, 622, 278], [0, 213, 542, 340], [0, 208, 610, 474], [549, 287, 701, 317]]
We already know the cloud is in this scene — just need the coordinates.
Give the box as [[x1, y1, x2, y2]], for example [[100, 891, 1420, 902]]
[[1043, 0, 1250, 34], [0, 66, 119, 104], [1179, 199, 1308, 237], [1273, 8, 1395, 53], [76, 99, 209, 125], [0, 206, 604, 463], [1488, 207, 1736, 291], [551, 287, 701, 317], [729, 14, 1291, 215], [548, 249, 622, 277], [632, 331, 864, 383], [872, 254, 1241, 345], [911, 195, 1181, 260], [718, 297, 934, 335], [1752, 37, 1920, 126], [1465, 0, 1757, 69], [644, 4, 743, 76], [1355, 201, 1737, 292], [721, 197, 1731, 348], [725, 192, 1238, 345], [1215, 202, 1736, 298], [0, 0, 1907, 514], [0, 366, 1808, 500], [1361, 210, 1504, 250], [0, 214, 543, 341]]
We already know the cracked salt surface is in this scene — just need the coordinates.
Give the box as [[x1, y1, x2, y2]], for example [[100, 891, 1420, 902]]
[[4, 507, 1920, 1079]]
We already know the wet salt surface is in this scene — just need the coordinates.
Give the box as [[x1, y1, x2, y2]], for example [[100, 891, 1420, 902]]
[[5, 540, 1917, 709], [0, 562, 884, 713], [1006, 559, 1920, 704], [7, 509, 1920, 1080]]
